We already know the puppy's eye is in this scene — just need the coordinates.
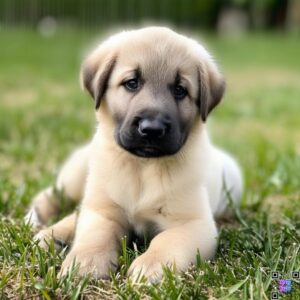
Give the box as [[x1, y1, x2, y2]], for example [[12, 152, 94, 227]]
[[123, 78, 140, 92], [172, 84, 187, 101]]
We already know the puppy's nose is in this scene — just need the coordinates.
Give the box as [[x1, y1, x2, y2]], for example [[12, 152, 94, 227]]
[[138, 118, 168, 138]]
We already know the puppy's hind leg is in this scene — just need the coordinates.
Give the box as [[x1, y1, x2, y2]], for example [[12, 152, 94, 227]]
[[215, 149, 243, 220], [25, 144, 90, 229], [25, 187, 60, 229], [34, 212, 77, 250]]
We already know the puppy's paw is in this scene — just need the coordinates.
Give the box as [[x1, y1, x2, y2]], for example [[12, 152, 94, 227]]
[[34, 229, 68, 250], [58, 248, 118, 279], [128, 251, 171, 283], [25, 208, 42, 230]]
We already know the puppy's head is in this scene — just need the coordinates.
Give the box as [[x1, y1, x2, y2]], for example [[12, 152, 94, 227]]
[[81, 27, 225, 158]]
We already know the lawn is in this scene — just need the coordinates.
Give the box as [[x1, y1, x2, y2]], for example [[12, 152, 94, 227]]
[[0, 28, 299, 299]]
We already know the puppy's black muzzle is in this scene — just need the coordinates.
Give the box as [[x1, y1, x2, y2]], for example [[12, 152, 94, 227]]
[[117, 112, 184, 158]]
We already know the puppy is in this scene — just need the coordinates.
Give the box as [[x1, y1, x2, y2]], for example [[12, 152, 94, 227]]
[[25, 27, 243, 281]]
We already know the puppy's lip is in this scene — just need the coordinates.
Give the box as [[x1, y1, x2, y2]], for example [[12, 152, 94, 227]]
[[120, 142, 180, 158]]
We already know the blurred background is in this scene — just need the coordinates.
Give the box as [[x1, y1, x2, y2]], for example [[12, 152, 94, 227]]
[[0, 0, 300, 32], [0, 0, 299, 214]]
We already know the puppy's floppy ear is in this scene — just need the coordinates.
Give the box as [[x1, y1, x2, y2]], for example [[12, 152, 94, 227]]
[[198, 58, 226, 122], [80, 46, 117, 109]]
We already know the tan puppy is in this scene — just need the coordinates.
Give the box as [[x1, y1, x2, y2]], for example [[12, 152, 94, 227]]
[[25, 27, 242, 281]]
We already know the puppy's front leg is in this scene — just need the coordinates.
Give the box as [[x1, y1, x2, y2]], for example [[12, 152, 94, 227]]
[[59, 201, 127, 279], [128, 217, 218, 282]]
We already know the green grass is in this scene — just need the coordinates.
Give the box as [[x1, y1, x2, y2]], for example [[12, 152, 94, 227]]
[[0, 28, 299, 299]]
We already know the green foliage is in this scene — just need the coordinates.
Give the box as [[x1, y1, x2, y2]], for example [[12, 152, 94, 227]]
[[0, 0, 219, 28], [0, 29, 299, 299]]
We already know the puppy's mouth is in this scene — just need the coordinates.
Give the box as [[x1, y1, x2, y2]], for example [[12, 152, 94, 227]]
[[116, 133, 182, 158], [129, 146, 165, 158], [119, 142, 172, 158]]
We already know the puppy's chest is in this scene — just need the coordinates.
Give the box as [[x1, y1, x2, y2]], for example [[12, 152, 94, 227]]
[[106, 161, 173, 231]]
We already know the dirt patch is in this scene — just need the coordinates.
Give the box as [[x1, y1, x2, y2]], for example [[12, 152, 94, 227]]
[[1, 89, 38, 107], [263, 194, 299, 221], [227, 68, 300, 90]]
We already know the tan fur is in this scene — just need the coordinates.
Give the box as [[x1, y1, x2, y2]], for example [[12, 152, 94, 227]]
[[26, 27, 243, 282]]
